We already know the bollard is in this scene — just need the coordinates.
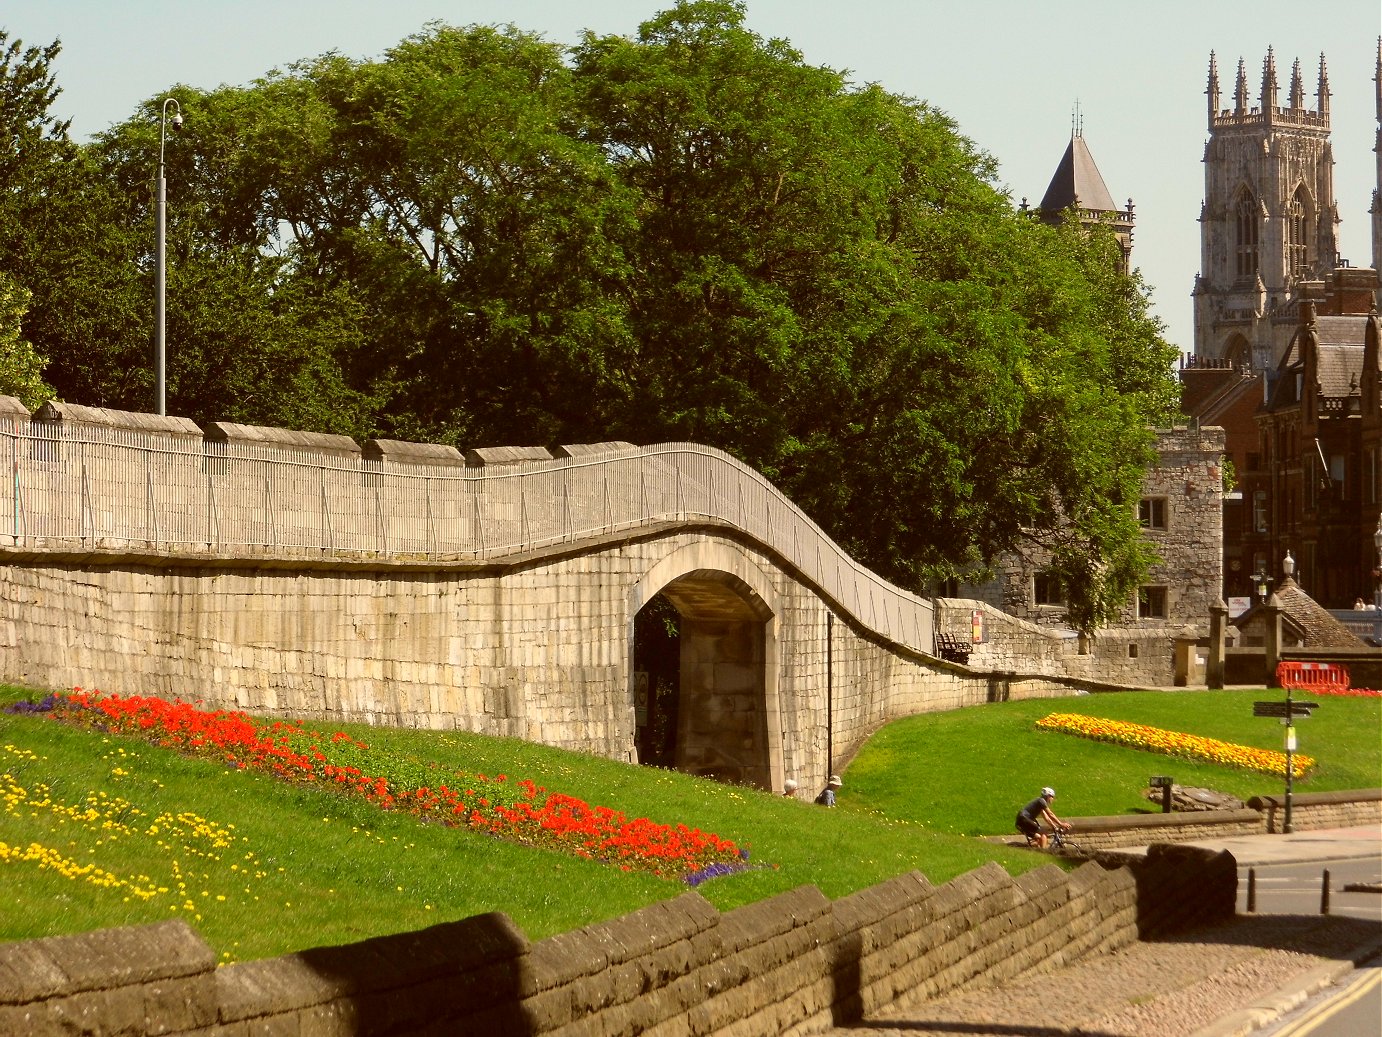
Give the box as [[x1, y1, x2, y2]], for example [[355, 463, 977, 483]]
[[1246, 867, 1256, 913], [1320, 869, 1330, 915]]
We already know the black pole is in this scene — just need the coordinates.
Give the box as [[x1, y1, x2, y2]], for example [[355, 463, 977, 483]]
[[1320, 870, 1331, 915], [826, 612, 833, 777], [1284, 685, 1294, 834], [1246, 867, 1257, 912]]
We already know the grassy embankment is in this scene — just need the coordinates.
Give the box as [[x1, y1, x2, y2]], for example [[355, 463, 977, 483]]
[[1, 684, 1377, 963]]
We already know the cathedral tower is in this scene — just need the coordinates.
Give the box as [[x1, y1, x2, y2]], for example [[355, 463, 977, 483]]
[[1193, 49, 1338, 370]]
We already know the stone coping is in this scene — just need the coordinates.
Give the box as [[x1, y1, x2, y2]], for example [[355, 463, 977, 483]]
[[1248, 788, 1382, 810], [32, 400, 203, 437], [1066, 808, 1264, 833], [463, 445, 554, 466], [204, 420, 361, 456], [361, 439, 466, 466]]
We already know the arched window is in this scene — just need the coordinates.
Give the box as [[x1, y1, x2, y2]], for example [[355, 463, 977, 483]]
[[1234, 188, 1259, 279], [1285, 186, 1309, 277]]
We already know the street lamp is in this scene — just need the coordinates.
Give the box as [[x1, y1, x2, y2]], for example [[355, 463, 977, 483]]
[[155, 97, 182, 417]]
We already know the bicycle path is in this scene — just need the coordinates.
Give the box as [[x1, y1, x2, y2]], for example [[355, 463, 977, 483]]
[[821, 825, 1382, 1037]]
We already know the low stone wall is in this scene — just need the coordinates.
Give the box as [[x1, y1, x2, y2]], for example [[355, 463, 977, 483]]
[[1248, 789, 1382, 834], [1, 847, 1234, 1036], [1047, 789, 1382, 849], [1066, 810, 1265, 851]]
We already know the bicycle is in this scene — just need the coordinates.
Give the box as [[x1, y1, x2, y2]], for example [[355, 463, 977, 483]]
[[1047, 828, 1089, 855], [1025, 827, 1088, 855]]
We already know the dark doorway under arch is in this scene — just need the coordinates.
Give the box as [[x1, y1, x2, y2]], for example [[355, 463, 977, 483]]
[[632, 569, 773, 788], [632, 594, 680, 769]]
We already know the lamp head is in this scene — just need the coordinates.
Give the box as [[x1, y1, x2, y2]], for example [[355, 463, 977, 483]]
[[170, 112, 183, 131]]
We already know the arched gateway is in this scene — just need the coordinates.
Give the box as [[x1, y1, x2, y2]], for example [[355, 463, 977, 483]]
[[630, 542, 782, 790]]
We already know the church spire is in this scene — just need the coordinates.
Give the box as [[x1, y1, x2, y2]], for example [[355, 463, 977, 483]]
[[1207, 51, 1221, 122], [1289, 58, 1305, 111], [1234, 57, 1249, 114], [1317, 52, 1331, 119], [1260, 47, 1279, 114]]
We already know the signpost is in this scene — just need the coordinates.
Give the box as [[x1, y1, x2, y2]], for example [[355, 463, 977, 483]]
[[1252, 695, 1319, 834], [1149, 774, 1173, 813]]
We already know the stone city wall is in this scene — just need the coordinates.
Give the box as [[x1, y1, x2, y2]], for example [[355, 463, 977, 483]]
[[934, 597, 1193, 688], [0, 846, 1236, 1037], [0, 537, 1084, 801]]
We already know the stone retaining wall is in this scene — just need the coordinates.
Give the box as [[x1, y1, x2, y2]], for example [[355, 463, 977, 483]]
[[1054, 789, 1382, 849], [1247, 789, 1382, 834], [1, 846, 1234, 1036], [1066, 810, 1266, 851]]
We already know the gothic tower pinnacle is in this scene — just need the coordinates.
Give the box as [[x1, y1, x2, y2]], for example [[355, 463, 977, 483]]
[[1207, 51, 1220, 122], [1195, 48, 1338, 368], [1261, 47, 1279, 115]]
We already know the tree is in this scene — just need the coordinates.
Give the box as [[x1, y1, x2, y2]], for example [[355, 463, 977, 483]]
[[572, 2, 1178, 628], [6, 6, 1181, 631], [0, 31, 151, 411], [0, 273, 52, 409]]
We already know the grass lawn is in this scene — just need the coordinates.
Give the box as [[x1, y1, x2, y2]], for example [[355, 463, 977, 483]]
[[840, 689, 1382, 835], [2, 683, 1377, 962]]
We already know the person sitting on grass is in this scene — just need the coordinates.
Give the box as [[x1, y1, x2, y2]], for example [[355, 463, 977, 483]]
[[1016, 786, 1069, 848], [815, 774, 842, 806]]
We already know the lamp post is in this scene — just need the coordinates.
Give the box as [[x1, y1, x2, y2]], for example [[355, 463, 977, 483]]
[[155, 98, 182, 417]]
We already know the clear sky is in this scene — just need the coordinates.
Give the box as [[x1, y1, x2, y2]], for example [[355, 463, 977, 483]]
[[4, 0, 1378, 353]]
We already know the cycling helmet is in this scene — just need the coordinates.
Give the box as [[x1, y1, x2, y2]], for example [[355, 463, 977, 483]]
[[1041, 786, 1055, 798]]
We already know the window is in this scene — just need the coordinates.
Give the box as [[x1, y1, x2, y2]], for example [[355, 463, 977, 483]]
[[1235, 189, 1259, 279], [1138, 497, 1167, 530], [1033, 571, 1064, 607], [1252, 490, 1268, 533], [1137, 586, 1168, 619], [1285, 186, 1309, 277]]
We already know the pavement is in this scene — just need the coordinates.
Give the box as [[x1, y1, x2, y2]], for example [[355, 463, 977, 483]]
[[822, 825, 1382, 1037], [1122, 823, 1382, 868]]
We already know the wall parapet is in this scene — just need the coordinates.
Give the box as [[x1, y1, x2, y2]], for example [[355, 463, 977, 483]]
[[0, 848, 1234, 1036], [0, 399, 934, 659]]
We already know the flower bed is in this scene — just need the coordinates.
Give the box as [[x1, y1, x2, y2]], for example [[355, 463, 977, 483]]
[[1035, 712, 1315, 777], [1, 738, 260, 926], [19, 691, 750, 883], [1313, 687, 1382, 698]]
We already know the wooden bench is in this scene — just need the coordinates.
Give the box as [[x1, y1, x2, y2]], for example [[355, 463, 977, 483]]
[[935, 632, 972, 665]]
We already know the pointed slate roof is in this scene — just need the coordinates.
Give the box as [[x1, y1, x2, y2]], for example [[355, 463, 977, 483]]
[[1233, 577, 1365, 649], [1038, 134, 1118, 214]]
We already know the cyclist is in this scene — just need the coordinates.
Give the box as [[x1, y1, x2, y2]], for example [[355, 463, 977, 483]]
[[1016, 786, 1070, 848]]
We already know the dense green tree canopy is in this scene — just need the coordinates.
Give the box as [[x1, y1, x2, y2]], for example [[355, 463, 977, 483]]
[[0, 3, 1180, 629]]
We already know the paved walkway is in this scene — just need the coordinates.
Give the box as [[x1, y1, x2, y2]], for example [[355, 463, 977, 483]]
[[822, 826, 1382, 1037]]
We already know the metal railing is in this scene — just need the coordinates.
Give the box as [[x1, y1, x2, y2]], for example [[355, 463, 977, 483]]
[[0, 420, 934, 654]]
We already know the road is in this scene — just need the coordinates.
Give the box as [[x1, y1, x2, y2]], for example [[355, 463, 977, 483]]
[[1237, 856, 1381, 1036]]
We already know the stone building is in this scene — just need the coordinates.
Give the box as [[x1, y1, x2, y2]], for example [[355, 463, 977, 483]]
[[956, 425, 1226, 642]]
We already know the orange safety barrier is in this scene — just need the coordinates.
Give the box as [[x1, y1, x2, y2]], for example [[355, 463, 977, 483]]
[[1275, 661, 1350, 693]]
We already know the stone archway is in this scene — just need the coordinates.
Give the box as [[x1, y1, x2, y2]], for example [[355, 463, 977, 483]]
[[630, 542, 781, 790]]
